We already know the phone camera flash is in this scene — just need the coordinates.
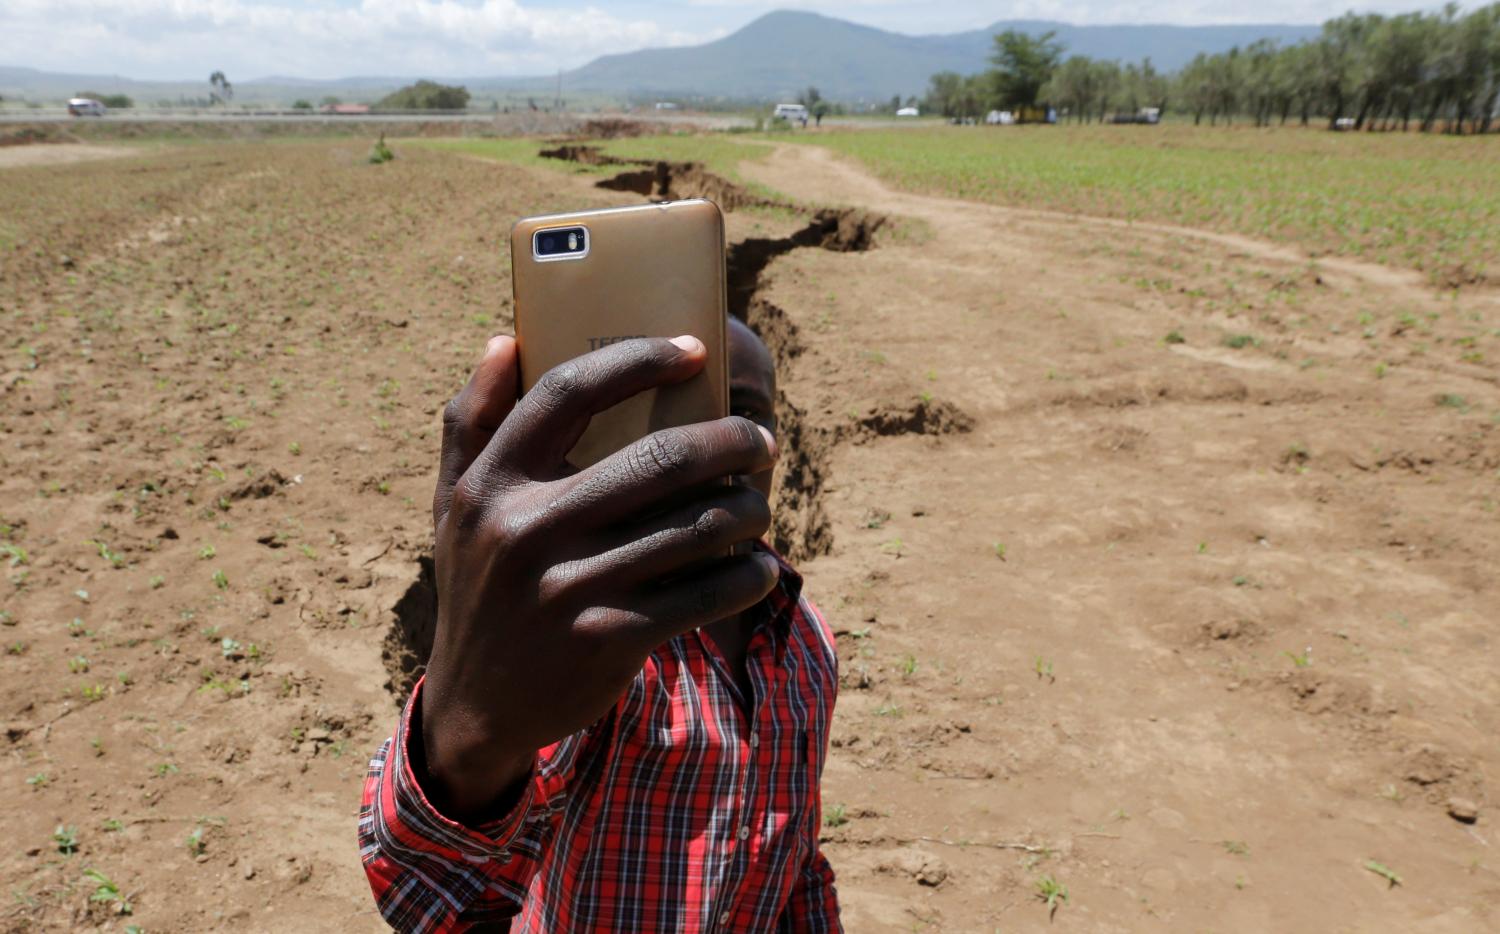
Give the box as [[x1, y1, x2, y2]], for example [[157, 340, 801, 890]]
[[568, 232, 579, 251]]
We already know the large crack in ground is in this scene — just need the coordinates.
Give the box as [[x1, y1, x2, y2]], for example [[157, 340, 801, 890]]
[[724, 209, 886, 563], [541, 144, 797, 213], [383, 147, 963, 698], [382, 555, 436, 701]]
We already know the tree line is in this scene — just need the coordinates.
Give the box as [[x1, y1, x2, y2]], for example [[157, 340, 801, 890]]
[[925, 4, 1500, 133]]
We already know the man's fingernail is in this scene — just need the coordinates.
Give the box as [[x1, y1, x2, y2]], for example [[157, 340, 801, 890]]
[[669, 335, 702, 353], [757, 552, 782, 580], [485, 335, 507, 358], [757, 425, 778, 460]]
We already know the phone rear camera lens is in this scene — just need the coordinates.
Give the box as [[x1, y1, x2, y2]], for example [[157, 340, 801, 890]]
[[535, 226, 585, 258]]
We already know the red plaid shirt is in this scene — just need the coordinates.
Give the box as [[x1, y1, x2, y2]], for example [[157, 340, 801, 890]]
[[359, 552, 841, 932]]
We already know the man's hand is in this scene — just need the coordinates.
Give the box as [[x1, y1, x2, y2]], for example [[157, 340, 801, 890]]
[[419, 334, 779, 819]]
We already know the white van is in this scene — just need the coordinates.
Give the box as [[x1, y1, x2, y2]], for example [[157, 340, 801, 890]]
[[67, 98, 106, 117], [772, 103, 808, 122]]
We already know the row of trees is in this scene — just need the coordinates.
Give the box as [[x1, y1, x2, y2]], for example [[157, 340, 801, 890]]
[[926, 31, 1168, 124], [1047, 55, 1170, 124], [924, 4, 1500, 133], [1179, 7, 1500, 132]]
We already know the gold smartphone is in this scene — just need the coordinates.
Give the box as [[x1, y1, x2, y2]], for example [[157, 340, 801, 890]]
[[510, 199, 728, 469]]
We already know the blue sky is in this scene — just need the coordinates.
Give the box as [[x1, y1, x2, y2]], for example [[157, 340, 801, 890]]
[[1, 1, 1446, 80]]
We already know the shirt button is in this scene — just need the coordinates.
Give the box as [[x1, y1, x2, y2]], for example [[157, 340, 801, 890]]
[[749, 732, 759, 748], [737, 824, 750, 840], [719, 911, 731, 926]]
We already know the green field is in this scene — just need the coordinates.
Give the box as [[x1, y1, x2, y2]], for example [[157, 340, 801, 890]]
[[800, 125, 1500, 284], [410, 136, 571, 172]]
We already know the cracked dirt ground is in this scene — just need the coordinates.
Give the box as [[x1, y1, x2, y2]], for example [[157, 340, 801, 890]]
[[1, 137, 1497, 931]]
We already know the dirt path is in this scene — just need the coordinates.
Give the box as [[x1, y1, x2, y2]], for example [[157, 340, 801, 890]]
[[737, 143, 1500, 931], [751, 142, 1452, 302], [0, 144, 137, 169]]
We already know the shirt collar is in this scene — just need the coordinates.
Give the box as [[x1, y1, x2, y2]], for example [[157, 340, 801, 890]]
[[752, 540, 802, 637]]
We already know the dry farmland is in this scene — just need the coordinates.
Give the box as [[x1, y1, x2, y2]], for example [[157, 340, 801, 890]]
[[2, 126, 1499, 932]]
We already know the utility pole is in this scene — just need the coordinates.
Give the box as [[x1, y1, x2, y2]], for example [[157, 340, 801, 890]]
[[555, 69, 562, 113]]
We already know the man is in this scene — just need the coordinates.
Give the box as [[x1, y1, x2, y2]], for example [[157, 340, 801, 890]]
[[360, 317, 841, 932]]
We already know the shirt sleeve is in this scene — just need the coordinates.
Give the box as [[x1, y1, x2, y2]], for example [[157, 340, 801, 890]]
[[358, 677, 583, 932], [778, 596, 843, 932]]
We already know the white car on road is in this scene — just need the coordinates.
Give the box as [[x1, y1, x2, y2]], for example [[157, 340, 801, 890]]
[[772, 103, 808, 122], [67, 98, 106, 117]]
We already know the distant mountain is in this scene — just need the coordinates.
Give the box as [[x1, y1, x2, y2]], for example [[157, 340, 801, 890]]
[[561, 11, 1322, 101], [0, 65, 206, 100], [0, 11, 1324, 106]]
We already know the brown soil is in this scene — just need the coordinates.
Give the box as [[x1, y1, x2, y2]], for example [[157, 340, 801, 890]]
[[572, 118, 659, 140], [741, 142, 1500, 932], [537, 144, 626, 166], [0, 143, 136, 169], [0, 115, 589, 147], [595, 160, 788, 213], [0, 126, 76, 148], [1, 136, 1497, 933]]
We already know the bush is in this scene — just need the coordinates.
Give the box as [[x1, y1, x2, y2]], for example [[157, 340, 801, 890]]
[[368, 134, 395, 164], [292, 100, 313, 110], [377, 80, 470, 111]]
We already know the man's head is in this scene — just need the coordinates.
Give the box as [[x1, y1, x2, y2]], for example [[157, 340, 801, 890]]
[[728, 316, 776, 502]]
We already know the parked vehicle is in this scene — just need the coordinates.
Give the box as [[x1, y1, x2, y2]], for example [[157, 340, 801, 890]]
[[986, 106, 1056, 125], [772, 103, 808, 122], [67, 98, 106, 117], [1109, 107, 1162, 125], [895, 106, 920, 118]]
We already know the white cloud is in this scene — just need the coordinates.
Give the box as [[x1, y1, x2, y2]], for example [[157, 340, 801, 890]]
[[0, 0, 707, 79]]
